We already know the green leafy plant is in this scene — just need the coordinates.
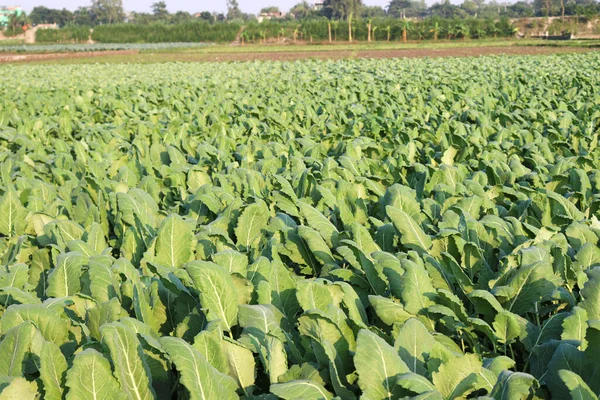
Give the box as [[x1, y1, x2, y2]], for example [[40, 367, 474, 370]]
[[0, 53, 599, 399]]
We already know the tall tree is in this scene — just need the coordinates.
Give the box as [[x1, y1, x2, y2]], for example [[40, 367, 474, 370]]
[[360, 5, 386, 18], [532, 0, 562, 16], [387, 0, 426, 18], [151, 1, 169, 19], [260, 6, 280, 14], [74, 7, 94, 25], [90, 0, 125, 24], [323, 0, 363, 20], [171, 11, 192, 23], [460, 0, 479, 15], [290, 1, 315, 19], [30, 7, 74, 26], [428, 0, 467, 18], [197, 11, 213, 21], [226, 0, 243, 19]]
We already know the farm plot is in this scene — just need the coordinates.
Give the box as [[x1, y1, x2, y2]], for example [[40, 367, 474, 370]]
[[1, 53, 600, 399]]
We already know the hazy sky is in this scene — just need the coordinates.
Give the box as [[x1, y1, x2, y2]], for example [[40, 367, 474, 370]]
[[17, 0, 393, 14]]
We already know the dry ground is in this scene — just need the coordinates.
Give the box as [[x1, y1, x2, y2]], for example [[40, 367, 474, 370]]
[[0, 44, 596, 64]]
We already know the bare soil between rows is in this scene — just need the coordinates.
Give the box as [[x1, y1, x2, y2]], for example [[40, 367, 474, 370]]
[[0, 46, 596, 64]]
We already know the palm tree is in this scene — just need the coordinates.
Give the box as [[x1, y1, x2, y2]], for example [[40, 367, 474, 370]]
[[348, 12, 353, 42], [416, 24, 427, 41], [372, 25, 378, 41], [7, 12, 28, 35], [331, 20, 339, 41], [488, 24, 500, 38], [367, 17, 374, 42], [385, 25, 391, 41], [430, 22, 441, 40], [452, 24, 469, 40], [399, 19, 412, 43]]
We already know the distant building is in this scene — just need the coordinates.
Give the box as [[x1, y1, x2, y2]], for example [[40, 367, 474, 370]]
[[313, 1, 324, 11], [257, 11, 285, 23], [0, 5, 23, 27]]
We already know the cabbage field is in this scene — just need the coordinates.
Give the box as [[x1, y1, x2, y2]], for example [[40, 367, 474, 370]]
[[1, 53, 600, 399]]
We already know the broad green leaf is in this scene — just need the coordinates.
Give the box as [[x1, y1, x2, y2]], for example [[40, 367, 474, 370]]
[[546, 190, 585, 221], [487, 370, 537, 399], [193, 329, 229, 374], [0, 377, 38, 400], [396, 373, 436, 395], [238, 304, 283, 339], [296, 279, 334, 312], [46, 252, 86, 298], [65, 348, 125, 400], [298, 310, 352, 369], [87, 298, 129, 341], [493, 311, 524, 345], [257, 260, 300, 322], [355, 329, 410, 400], [350, 222, 380, 256], [298, 201, 339, 248], [386, 206, 432, 253], [562, 306, 588, 349], [546, 343, 587, 399], [116, 189, 159, 228], [185, 261, 238, 331], [212, 250, 248, 275], [297, 226, 336, 265], [40, 341, 67, 400], [395, 318, 436, 375], [100, 322, 155, 400], [0, 188, 28, 237], [335, 281, 368, 328], [369, 295, 414, 326], [558, 370, 598, 400], [574, 244, 600, 271], [222, 338, 255, 393], [270, 380, 333, 400], [399, 260, 436, 316], [503, 260, 557, 315], [87, 256, 120, 303], [234, 201, 270, 250], [580, 267, 600, 319], [0, 304, 69, 345], [154, 214, 194, 268], [0, 322, 37, 377], [160, 336, 238, 400], [432, 353, 482, 400]]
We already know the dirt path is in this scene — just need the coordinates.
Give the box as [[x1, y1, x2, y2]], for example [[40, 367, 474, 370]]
[[0, 49, 139, 63], [230, 26, 245, 46], [156, 45, 596, 63], [0, 45, 595, 64]]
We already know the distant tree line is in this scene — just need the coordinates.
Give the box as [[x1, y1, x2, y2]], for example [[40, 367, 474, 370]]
[[20, 0, 600, 44], [26, 0, 600, 28]]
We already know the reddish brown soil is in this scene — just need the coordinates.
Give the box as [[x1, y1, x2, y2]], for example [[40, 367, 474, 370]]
[[0, 50, 139, 63], [194, 46, 594, 62], [0, 46, 595, 64]]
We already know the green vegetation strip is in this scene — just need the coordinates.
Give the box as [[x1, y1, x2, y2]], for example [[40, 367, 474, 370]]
[[0, 42, 214, 53], [1, 53, 600, 399]]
